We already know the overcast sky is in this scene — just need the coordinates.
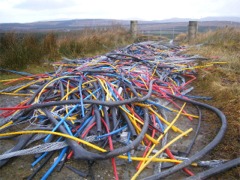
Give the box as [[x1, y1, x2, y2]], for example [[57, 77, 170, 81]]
[[0, 0, 239, 23]]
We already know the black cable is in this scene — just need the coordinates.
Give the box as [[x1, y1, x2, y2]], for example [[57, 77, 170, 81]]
[[93, 105, 102, 136], [185, 157, 240, 180], [185, 105, 202, 156], [106, 53, 142, 62], [143, 93, 227, 180], [111, 107, 118, 131], [103, 106, 110, 131], [120, 109, 137, 138], [26, 79, 155, 111]]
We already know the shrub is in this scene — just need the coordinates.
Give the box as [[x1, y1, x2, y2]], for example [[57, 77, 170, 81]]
[[58, 25, 132, 58], [0, 25, 133, 70], [0, 32, 58, 70]]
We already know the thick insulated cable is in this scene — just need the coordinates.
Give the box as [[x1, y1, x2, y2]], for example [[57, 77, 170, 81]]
[[143, 93, 227, 180], [0, 41, 230, 180], [185, 157, 240, 180]]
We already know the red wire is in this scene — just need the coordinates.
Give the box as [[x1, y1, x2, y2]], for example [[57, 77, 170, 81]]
[[180, 74, 196, 89], [0, 105, 31, 110], [67, 122, 96, 160], [165, 148, 194, 176], [101, 118, 119, 180]]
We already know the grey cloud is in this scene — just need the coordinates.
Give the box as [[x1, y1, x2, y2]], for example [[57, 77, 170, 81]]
[[15, 0, 78, 11]]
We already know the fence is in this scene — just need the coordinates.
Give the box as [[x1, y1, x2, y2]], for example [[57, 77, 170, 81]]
[[1, 20, 240, 40], [72, 20, 240, 39]]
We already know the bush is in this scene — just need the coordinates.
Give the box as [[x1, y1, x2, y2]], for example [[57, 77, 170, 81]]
[[0, 32, 30, 69], [0, 25, 132, 70], [43, 32, 58, 60], [0, 32, 58, 70], [58, 26, 132, 58]]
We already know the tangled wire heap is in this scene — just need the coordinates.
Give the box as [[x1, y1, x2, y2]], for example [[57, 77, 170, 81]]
[[0, 41, 238, 180]]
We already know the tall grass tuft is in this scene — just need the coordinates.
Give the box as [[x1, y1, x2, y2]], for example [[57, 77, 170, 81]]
[[0, 32, 28, 69], [43, 32, 58, 60], [0, 32, 58, 70], [0, 25, 132, 70], [58, 25, 132, 58], [195, 27, 240, 52]]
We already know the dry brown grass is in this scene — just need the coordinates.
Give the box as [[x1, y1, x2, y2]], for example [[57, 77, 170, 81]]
[[58, 25, 133, 58], [174, 33, 187, 43], [0, 25, 133, 70], [185, 27, 240, 179]]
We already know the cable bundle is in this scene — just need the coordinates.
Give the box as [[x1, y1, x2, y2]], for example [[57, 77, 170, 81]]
[[0, 41, 234, 180]]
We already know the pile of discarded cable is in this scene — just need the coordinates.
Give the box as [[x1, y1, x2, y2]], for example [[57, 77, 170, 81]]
[[0, 41, 239, 180]]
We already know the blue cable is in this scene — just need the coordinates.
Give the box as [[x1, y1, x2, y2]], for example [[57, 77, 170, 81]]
[[106, 82, 119, 101], [41, 147, 68, 180], [84, 87, 101, 99], [31, 151, 48, 167], [97, 124, 128, 139], [155, 115, 165, 132], [44, 106, 78, 142], [74, 116, 93, 137], [78, 76, 85, 117]]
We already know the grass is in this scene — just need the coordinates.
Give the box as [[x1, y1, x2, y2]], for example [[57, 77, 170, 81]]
[[58, 26, 132, 58], [0, 25, 133, 70], [180, 27, 240, 179]]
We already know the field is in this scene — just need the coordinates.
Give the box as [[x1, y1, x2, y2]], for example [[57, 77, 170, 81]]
[[0, 25, 239, 179]]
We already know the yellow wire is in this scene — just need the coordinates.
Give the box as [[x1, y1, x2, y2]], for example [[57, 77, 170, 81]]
[[118, 155, 197, 166], [133, 103, 151, 108], [151, 62, 159, 79], [0, 121, 13, 130], [0, 130, 105, 152], [138, 103, 186, 171], [168, 107, 199, 118], [149, 107, 184, 133], [0, 92, 32, 96], [138, 75, 148, 90], [36, 76, 66, 103], [131, 128, 193, 180], [120, 106, 159, 144], [0, 77, 34, 82], [168, 78, 177, 89], [98, 78, 112, 101], [210, 61, 227, 64], [13, 79, 43, 93]]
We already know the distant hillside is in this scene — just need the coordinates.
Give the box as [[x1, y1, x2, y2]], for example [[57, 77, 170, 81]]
[[0, 19, 130, 32], [0, 17, 239, 33]]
